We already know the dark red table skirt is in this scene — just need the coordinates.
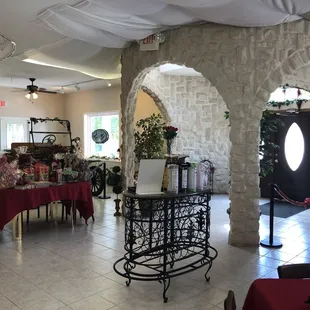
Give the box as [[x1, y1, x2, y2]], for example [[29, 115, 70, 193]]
[[0, 181, 94, 230], [243, 279, 310, 310]]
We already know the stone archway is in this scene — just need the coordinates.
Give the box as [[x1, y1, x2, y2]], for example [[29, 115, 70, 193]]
[[255, 50, 310, 109], [140, 85, 171, 123], [121, 26, 254, 247], [121, 20, 310, 246], [121, 59, 234, 185]]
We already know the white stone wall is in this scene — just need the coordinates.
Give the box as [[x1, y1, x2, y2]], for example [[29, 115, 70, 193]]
[[142, 69, 230, 193], [120, 21, 310, 246]]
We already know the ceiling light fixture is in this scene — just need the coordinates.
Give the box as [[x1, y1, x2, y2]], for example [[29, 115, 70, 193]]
[[25, 92, 38, 100], [107, 82, 111, 87]]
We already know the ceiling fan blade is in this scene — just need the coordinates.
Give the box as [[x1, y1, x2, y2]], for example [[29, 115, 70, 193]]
[[38, 89, 58, 94], [11, 89, 27, 92]]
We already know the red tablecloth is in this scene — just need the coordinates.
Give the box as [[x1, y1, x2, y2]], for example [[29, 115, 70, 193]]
[[243, 279, 310, 310], [0, 181, 94, 230]]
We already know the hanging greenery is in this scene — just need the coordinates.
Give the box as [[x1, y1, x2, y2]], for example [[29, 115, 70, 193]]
[[259, 110, 284, 177], [267, 84, 310, 110], [267, 99, 307, 109], [224, 110, 284, 178]]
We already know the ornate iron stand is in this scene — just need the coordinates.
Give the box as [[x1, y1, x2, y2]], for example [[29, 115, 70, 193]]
[[113, 190, 218, 303]]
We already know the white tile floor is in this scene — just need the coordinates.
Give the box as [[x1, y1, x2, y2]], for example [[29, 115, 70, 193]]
[[0, 193, 310, 309]]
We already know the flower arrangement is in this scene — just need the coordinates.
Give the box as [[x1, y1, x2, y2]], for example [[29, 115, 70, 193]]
[[163, 126, 178, 140], [163, 126, 178, 155], [62, 153, 91, 182], [75, 158, 91, 181], [0, 155, 20, 189]]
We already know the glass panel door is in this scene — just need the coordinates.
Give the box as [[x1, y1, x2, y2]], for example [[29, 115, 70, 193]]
[[0, 118, 29, 150]]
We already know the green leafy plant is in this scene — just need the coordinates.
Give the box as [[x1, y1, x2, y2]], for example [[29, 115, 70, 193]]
[[225, 110, 284, 178], [259, 110, 284, 177], [134, 114, 165, 161]]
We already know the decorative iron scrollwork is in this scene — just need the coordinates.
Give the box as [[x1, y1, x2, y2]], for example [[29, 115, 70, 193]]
[[113, 190, 218, 303], [196, 208, 205, 231]]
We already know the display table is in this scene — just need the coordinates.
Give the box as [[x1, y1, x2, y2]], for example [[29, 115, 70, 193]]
[[113, 190, 218, 302], [0, 181, 94, 239], [243, 279, 310, 310]]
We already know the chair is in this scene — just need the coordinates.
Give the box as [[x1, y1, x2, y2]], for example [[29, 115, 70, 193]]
[[224, 290, 236, 310], [277, 263, 310, 279], [24, 204, 49, 227]]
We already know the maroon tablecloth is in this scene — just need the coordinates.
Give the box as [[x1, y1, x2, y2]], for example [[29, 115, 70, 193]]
[[0, 181, 94, 230], [243, 279, 310, 310]]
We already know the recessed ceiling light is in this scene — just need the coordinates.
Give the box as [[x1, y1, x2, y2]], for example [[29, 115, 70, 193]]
[[107, 82, 111, 87]]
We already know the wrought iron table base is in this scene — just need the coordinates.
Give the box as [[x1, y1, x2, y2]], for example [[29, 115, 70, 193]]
[[114, 245, 217, 302], [114, 190, 218, 303]]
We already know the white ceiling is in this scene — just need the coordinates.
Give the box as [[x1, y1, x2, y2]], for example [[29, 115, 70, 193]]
[[0, 0, 310, 92], [159, 64, 202, 76]]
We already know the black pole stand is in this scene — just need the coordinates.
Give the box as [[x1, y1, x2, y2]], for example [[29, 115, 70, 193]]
[[260, 183, 282, 248], [98, 162, 111, 200]]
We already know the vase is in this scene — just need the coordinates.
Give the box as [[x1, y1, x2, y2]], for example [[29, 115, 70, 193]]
[[166, 139, 173, 155]]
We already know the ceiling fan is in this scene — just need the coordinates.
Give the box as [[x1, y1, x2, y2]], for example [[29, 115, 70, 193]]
[[14, 78, 60, 100]]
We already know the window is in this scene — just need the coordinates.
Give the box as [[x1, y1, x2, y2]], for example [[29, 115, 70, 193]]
[[84, 112, 119, 158], [284, 122, 304, 171], [0, 118, 29, 150]]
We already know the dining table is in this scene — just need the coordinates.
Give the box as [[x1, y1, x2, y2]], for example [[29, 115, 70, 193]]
[[243, 278, 310, 310], [0, 181, 94, 240]]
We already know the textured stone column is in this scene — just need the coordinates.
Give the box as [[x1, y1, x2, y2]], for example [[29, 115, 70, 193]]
[[228, 109, 261, 246], [120, 20, 310, 247]]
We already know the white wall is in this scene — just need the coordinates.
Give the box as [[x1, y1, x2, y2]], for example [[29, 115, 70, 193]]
[[64, 85, 121, 150], [0, 84, 164, 152], [134, 89, 162, 125], [64, 86, 163, 154], [0, 87, 66, 148]]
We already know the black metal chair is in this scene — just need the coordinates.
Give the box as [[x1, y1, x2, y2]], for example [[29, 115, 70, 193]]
[[277, 263, 310, 279], [224, 290, 236, 310], [25, 204, 49, 226]]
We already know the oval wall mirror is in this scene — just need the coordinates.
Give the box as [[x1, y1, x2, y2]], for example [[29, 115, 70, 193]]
[[92, 129, 109, 144]]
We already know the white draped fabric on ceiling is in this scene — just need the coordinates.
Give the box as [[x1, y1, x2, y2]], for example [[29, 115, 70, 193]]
[[27, 0, 310, 79]]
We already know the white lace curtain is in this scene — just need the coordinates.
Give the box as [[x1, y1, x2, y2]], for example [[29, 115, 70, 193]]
[[35, 0, 310, 49], [27, 0, 310, 79]]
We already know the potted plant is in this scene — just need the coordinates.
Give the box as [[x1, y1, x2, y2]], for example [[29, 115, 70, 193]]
[[113, 184, 123, 216], [109, 165, 122, 216], [134, 114, 166, 216], [134, 113, 165, 162], [107, 165, 121, 186]]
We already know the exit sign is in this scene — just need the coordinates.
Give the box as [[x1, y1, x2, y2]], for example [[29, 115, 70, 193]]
[[139, 34, 159, 51], [0, 100, 6, 107]]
